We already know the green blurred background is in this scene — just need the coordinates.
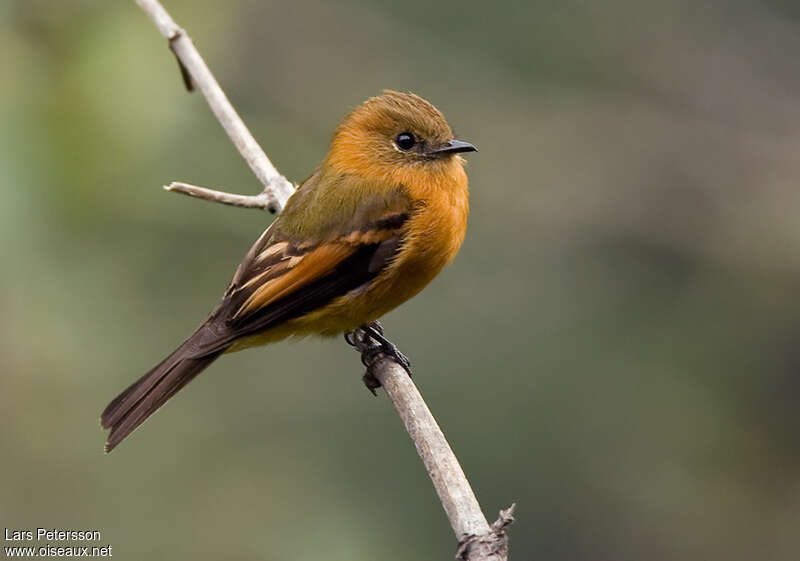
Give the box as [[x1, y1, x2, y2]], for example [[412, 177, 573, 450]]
[[3, 0, 800, 559]]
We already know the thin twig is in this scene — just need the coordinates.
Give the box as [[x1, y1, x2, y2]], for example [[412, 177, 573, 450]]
[[164, 182, 273, 209], [134, 1, 513, 559], [136, 0, 295, 213], [372, 357, 515, 560]]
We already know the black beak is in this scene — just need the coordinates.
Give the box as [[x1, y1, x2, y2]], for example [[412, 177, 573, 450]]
[[430, 139, 477, 155]]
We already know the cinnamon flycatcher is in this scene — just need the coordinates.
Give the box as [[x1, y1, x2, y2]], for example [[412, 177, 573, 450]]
[[101, 91, 476, 451]]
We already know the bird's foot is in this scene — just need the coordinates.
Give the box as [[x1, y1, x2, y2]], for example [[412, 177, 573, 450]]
[[360, 322, 412, 372], [344, 321, 412, 395]]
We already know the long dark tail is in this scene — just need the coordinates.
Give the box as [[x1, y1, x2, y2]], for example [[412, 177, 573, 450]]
[[100, 325, 227, 453]]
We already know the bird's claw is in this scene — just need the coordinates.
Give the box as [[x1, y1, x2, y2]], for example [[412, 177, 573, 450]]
[[361, 371, 382, 396], [344, 322, 412, 394]]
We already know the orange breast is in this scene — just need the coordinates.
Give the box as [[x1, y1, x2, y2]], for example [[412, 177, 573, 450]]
[[291, 161, 469, 335]]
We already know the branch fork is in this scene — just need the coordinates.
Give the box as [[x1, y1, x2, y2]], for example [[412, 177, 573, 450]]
[[136, 0, 294, 213], [134, 1, 514, 558], [456, 504, 516, 561]]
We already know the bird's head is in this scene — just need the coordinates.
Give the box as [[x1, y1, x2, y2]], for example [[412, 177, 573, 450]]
[[325, 90, 476, 186]]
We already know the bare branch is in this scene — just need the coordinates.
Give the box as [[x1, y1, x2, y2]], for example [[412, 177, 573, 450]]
[[134, 1, 513, 559], [376, 358, 491, 538], [164, 182, 273, 209], [370, 356, 514, 561], [136, 0, 295, 213]]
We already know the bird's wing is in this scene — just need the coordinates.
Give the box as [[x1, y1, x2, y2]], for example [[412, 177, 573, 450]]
[[185, 182, 414, 355], [101, 175, 415, 451]]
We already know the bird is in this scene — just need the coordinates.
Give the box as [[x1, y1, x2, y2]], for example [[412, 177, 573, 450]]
[[100, 90, 476, 452]]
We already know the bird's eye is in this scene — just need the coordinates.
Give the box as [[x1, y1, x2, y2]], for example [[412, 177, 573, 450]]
[[395, 132, 416, 151]]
